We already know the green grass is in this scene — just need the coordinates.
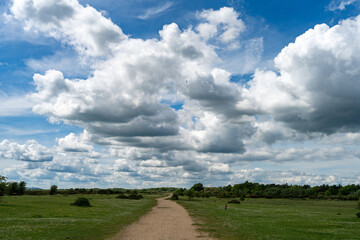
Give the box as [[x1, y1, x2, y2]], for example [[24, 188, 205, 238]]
[[0, 194, 159, 240], [177, 197, 360, 240]]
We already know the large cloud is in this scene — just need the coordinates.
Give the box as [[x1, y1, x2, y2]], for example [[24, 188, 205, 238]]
[[20, 3, 252, 154], [6, 0, 360, 187], [0, 139, 53, 162], [16, 0, 360, 141], [243, 16, 360, 134], [10, 0, 126, 57], [196, 6, 245, 48], [56, 131, 94, 153], [0, 133, 111, 187]]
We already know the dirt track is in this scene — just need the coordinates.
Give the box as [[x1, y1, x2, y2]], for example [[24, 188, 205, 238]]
[[110, 196, 215, 240]]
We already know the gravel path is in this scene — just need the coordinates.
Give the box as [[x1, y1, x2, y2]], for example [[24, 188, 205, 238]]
[[110, 196, 215, 240]]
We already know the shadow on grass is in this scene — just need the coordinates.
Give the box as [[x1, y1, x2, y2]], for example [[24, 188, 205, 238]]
[[0, 202, 17, 207]]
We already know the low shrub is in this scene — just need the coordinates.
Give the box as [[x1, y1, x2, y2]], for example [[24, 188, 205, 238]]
[[356, 212, 360, 218], [171, 194, 179, 200], [71, 197, 91, 207], [25, 190, 49, 195], [227, 199, 241, 204], [173, 188, 185, 196], [116, 192, 143, 200], [116, 193, 128, 199], [128, 192, 143, 200], [98, 189, 112, 194]]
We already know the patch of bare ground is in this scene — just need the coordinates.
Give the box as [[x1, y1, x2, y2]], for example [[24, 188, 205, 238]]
[[109, 196, 216, 240]]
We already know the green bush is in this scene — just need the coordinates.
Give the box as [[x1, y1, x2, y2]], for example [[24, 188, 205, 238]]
[[173, 188, 185, 196], [227, 199, 241, 204], [171, 194, 179, 200], [128, 192, 143, 200], [184, 189, 195, 199], [116, 193, 128, 199], [71, 197, 91, 207], [115, 191, 143, 200], [356, 212, 360, 218]]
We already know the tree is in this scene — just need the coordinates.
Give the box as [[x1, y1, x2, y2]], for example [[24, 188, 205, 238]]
[[324, 186, 338, 196], [204, 191, 211, 198], [173, 188, 186, 196], [184, 189, 195, 199], [339, 185, 358, 196], [18, 181, 26, 195], [225, 184, 232, 192], [50, 185, 58, 195], [0, 175, 7, 197], [8, 182, 19, 195], [190, 183, 204, 192], [305, 186, 319, 198]]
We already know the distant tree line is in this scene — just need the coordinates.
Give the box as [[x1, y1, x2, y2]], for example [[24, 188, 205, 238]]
[[174, 182, 360, 200], [1, 174, 176, 196], [25, 186, 177, 196], [0, 175, 26, 196]]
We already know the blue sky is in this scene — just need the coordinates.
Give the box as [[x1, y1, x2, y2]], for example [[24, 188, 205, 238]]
[[1, 0, 360, 188]]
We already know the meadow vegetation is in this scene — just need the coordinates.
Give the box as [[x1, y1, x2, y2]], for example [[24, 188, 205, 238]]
[[2, 175, 360, 240], [172, 183, 360, 239], [0, 194, 160, 240], [0, 176, 171, 240], [177, 197, 360, 240]]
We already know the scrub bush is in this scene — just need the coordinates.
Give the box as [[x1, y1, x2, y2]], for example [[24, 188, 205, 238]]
[[71, 197, 91, 207]]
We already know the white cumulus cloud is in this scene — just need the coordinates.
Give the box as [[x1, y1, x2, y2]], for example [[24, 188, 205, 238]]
[[10, 0, 127, 57], [196, 7, 245, 48], [0, 139, 53, 162], [241, 16, 360, 134]]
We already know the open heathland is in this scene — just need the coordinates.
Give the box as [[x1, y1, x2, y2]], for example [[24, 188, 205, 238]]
[[177, 197, 360, 240], [0, 194, 159, 240]]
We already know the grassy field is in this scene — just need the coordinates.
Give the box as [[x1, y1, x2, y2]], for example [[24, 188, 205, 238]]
[[0, 194, 160, 240], [177, 197, 360, 240]]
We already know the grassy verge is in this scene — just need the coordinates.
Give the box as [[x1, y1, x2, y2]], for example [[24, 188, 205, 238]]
[[177, 197, 360, 240], [0, 194, 160, 240]]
